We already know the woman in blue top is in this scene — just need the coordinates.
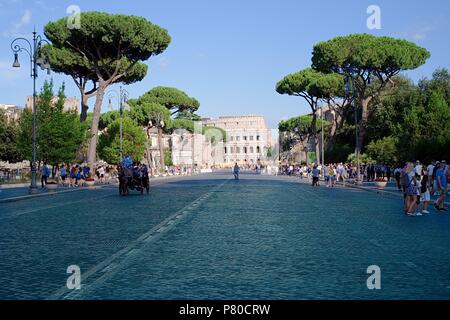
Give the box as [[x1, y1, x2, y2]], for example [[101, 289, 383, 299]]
[[41, 163, 50, 188], [434, 162, 448, 211], [60, 164, 67, 186]]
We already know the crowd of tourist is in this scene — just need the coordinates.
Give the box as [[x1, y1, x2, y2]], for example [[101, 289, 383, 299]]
[[39, 163, 118, 188], [37, 162, 201, 189], [278, 163, 361, 185], [276, 159, 449, 216], [399, 160, 449, 216]]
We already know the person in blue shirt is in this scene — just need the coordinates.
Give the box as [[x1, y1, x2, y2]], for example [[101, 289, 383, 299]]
[[60, 164, 67, 186], [312, 165, 320, 187], [41, 162, 51, 188], [434, 161, 448, 211], [82, 165, 90, 179], [122, 155, 133, 169], [233, 163, 240, 180]]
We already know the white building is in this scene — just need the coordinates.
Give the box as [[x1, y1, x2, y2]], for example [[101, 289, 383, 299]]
[[202, 115, 272, 166], [0, 104, 22, 122], [25, 96, 80, 113], [135, 115, 273, 170]]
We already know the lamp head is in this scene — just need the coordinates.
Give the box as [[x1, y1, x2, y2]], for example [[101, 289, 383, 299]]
[[108, 98, 113, 111], [12, 53, 20, 68], [123, 100, 130, 111], [36, 57, 43, 67]]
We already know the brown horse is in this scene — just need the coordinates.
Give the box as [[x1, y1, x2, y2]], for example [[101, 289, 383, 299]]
[[118, 164, 149, 196]]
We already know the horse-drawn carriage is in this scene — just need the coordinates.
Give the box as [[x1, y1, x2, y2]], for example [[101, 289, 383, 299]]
[[118, 164, 150, 195]]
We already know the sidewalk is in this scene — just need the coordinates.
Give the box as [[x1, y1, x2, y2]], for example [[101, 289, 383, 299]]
[[0, 173, 201, 203], [0, 185, 106, 203], [345, 181, 450, 206]]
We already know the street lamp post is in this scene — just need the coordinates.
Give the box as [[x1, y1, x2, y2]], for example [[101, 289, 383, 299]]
[[321, 105, 324, 167], [107, 86, 129, 160], [11, 29, 51, 194], [345, 73, 361, 184]]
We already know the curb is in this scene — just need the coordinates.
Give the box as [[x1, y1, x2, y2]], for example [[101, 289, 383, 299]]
[[0, 185, 106, 204]]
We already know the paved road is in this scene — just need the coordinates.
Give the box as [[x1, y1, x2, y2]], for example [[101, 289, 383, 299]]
[[0, 172, 449, 299]]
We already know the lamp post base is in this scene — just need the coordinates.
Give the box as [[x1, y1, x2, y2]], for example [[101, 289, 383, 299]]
[[29, 185, 39, 194]]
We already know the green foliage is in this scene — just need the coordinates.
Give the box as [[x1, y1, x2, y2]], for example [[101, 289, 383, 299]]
[[98, 116, 146, 164], [278, 115, 328, 133], [347, 153, 374, 164], [419, 68, 450, 104], [175, 110, 202, 121], [366, 136, 399, 165], [312, 34, 430, 76], [129, 101, 172, 130], [43, 12, 171, 167], [325, 143, 353, 163], [276, 68, 344, 100], [396, 89, 450, 163], [327, 69, 450, 164], [136, 87, 199, 115], [366, 76, 421, 141], [367, 70, 450, 164], [311, 34, 430, 151], [202, 126, 226, 143], [308, 152, 317, 162], [0, 110, 22, 162], [43, 12, 170, 85], [17, 81, 85, 165], [164, 147, 173, 166], [99, 110, 121, 131], [170, 118, 195, 133]]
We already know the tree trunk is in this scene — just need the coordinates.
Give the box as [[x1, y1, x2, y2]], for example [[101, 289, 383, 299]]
[[304, 148, 309, 166], [87, 84, 107, 171], [311, 112, 320, 165], [80, 94, 89, 122], [191, 133, 195, 174], [326, 111, 342, 152], [357, 96, 373, 152], [315, 135, 320, 165], [158, 127, 165, 173], [145, 127, 153, 173]]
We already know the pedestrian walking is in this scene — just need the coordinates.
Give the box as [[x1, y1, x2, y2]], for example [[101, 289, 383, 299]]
[[60, 164, 68, 186], [427, 160, 436, 189], [233, 162, 240, 180], [420, 169, 431, 214], [403, 162, 420, 216], [434, 161, 448, 212], [312, 165, 320, 187], [41, 162, 50, 188]]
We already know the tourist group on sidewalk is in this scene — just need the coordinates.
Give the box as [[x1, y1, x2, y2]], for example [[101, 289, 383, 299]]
[[400, 160, 449, 217], [40, 163, 117, 188], [278, 159, 449, 217]]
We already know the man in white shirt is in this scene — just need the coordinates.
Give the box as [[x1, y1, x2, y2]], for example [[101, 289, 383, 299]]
[[414, 160, 423, 178], [427, 161, 436, 188]]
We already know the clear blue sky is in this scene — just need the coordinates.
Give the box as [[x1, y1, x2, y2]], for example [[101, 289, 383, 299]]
[[0, 0, 449, 128]]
